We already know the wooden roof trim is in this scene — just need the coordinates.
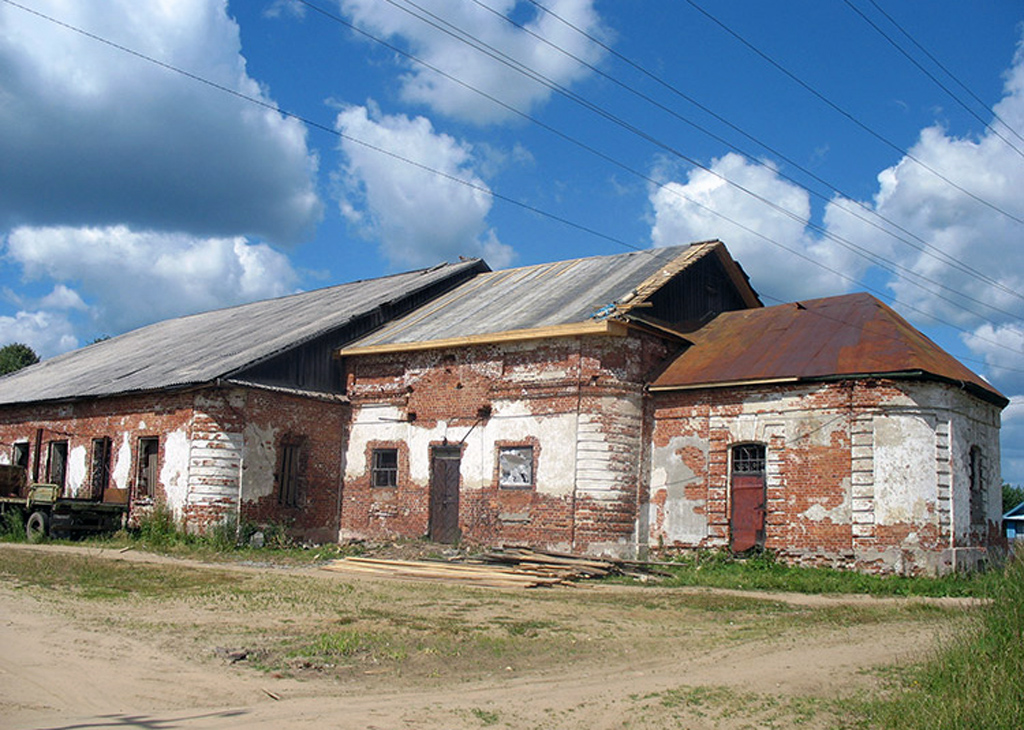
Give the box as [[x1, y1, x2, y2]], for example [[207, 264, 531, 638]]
[[616, 241, 761, 315], [338, 320, 630, 357]]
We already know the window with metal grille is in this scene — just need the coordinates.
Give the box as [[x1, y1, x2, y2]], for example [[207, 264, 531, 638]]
[[731, 443, 766, 475], [372, 448, 398, 487], [499, 446, 534, 488], [136, 437, 159, 499], [90, 437, 111, 501], [969, 446, 985, 527], [47, 440, 68, 487], [277, 441, 303, 507]]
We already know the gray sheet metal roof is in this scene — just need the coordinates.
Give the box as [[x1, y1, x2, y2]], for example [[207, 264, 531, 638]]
[[0, 260, 483, 406], [340, 245, 696, 351]]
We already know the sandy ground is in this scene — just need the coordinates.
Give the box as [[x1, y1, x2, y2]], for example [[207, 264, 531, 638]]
[[0, 544, 962, 730]]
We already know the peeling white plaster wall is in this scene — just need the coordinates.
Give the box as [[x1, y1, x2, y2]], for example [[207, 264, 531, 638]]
[[111, 433, 132, 492], [650, 434, 708, 543], [241, 421, 278, 502], [873, 413, 937, 526], [161, 428, 190, 518], [65, 444, 88, 497]]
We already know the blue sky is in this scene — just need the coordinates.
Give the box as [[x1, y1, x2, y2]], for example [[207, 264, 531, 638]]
[[1, 0, 1023, 481]]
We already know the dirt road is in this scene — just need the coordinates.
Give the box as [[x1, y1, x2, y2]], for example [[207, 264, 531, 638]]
[[0, 544, 962, 729]]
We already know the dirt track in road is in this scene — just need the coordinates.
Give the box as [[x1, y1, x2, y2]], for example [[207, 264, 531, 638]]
[[0, 543, 967, 729]]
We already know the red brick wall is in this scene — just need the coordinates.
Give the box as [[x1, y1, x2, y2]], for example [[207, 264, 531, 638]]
[[341, 332, 671, 555], [649, 378, 1001, 575]]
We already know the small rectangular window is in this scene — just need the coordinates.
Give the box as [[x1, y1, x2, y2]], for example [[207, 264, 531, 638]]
[[137, 437, 159, 499], [499, 446, 534, 489], [278, 442, 303, 507], [372, 448, 398, 487], [90, 437, 112, 501], [46, 440, 68, 488]]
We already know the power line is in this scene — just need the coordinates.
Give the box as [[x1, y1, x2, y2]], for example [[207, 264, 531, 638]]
[[4, 0, 1021, 362], [682, 0, 1024, 228], [865, 0, 1024, 149], [524, 0, 1024, 305], [842, 0, 1024, 160], [366, 0, 1024, 321]]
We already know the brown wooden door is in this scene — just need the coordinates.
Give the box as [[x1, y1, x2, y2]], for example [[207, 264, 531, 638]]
[[430, 447, 461, 543], [731, 474, 766, 552]]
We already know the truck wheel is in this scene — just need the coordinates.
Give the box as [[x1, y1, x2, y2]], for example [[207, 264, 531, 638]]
[[26, 511, 49, 542]]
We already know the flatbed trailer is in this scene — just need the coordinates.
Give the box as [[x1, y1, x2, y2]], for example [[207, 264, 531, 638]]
[[0, 466, 128, 541]]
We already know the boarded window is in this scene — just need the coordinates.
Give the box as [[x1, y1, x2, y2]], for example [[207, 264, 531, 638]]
[[731, 443, 766, 475], [969, 446, 985, 528], [137, 437, 159, 499], [90, 437, 112, 501], [372, 449, 398, 487], [278, 441, 303, 507], [12, 442, 29, 470], [46, 440, 68, 487], [499, 446, 534, 488]]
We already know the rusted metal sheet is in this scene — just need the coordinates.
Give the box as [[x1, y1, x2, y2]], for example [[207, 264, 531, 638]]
[[651, 292, 1007, 406], [731, 474, 765, 553]]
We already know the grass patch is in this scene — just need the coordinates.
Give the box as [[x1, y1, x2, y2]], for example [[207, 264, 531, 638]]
[[659, 549, 995, 597], [0, 548, 242, 599], [854, 550, 1024, 729]]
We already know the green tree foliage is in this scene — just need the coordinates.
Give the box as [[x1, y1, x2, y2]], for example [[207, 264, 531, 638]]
[[1003, 483, 1024, 513], [0, 343, 39, 375]]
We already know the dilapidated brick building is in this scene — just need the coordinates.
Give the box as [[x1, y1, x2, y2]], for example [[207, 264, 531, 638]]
[[0, 241, 1006, 573]]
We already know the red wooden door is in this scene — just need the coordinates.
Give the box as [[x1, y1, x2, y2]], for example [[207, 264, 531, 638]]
[[430, 447, 461, 543], [731, 474, 766, 552]]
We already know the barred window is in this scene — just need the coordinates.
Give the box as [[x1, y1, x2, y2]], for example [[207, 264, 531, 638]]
[[731, 443, 765, 475]]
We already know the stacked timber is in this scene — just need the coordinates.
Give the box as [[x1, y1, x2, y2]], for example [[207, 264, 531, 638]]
[[321, 546, 668, 588]]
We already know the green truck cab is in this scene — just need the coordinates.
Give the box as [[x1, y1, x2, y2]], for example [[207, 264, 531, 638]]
[[0, 465, 127, 541]]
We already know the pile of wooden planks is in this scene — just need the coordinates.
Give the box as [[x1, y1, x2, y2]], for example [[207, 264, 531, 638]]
[[321, 556, 568, 588], [321, 546, 668, 588]]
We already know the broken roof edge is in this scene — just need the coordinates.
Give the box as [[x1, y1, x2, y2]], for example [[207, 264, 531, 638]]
[[338, 319, 632, 357], [617, 240, 762, 315], [649, 369, 1009, 408]]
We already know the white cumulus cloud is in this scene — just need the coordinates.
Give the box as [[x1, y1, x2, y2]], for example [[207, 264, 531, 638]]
[[649, 153, 866, 301], [5, 226, 299, 341], [338, 0, 607, 124], [0, 0, 321, 243], [335, 103, 514, 268]]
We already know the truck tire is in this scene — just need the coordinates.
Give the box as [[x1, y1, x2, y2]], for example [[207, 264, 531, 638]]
[[26, 510, 49, 542]]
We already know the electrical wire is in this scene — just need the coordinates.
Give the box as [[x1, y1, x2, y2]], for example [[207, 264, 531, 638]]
[[3, 0, 1021, 362]]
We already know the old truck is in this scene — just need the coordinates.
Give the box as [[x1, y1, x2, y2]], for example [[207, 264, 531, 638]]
[[0, 465, 127, 541]]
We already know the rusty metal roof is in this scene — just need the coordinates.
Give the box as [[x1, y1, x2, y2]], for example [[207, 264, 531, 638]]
[[651, 292, 1007, 406]]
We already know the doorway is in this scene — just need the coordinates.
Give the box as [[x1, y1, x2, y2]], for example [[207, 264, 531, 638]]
[[730, 443, 766, 552], [429, 446, 461, 543]]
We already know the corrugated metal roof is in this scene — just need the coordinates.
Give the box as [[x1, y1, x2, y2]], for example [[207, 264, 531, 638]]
[[340, 244, 704, 352], [0, 260, 484, 406], [651, 292, 1007, 406]]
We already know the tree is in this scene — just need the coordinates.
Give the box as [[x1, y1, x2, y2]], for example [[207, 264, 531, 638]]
[[1003, 483, 1024, 513], [0, 343, 39, 375]]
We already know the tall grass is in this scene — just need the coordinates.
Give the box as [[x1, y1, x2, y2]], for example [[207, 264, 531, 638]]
[[863, 547, 1024, 729]]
